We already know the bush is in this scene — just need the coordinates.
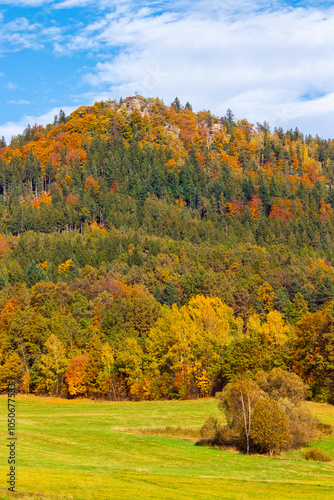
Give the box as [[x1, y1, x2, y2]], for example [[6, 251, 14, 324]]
[[214, 425, 244, 450], [316, 422, 333, 436], [304, 448, 332, 462], [250, 397, 290, 455], [200, 416, 220, 439], [279, 399, 320, 449]]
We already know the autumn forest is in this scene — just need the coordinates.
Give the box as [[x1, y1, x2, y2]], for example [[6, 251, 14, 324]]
[[0, 95, 334, 403]]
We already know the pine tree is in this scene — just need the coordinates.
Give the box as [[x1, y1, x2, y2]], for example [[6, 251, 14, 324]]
[[171, 97, 181, 112], [162, 281, 179, 307], [154, 285, 164, 304]]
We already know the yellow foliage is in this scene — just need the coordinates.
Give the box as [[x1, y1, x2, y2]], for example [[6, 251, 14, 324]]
[[262, 310, 289, 346], [31, 192, 52, 210], [257, 282, 275, 314], [37, 260, 48, 272], [58, 259, 74, 277], [246, 314, 262, 338], [89, 221, 107, 235]]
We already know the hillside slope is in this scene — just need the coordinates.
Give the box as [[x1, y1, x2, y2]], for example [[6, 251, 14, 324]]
[[0, 96, 333, 401]]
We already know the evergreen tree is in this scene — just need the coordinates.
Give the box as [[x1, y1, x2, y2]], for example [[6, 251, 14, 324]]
[[162, 281, 180, 307], [171, 97, 181, 112], [154, 285, 164, 304]]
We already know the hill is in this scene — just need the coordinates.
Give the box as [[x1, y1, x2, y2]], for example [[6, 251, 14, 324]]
[[0, 96, 334, 401]]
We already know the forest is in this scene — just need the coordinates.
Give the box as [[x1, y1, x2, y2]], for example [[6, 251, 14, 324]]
[[0, 95, 334, 402]]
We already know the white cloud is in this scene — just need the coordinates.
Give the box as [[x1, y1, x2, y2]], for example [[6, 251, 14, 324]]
[[3, 82, 18, 90], [0, 1, 52, 6], [2, 1, 334, 138], [72, 4, 334, 137], [0, 11, 63, 54], [0, 106, 76, 143], [7, 99, 31, 104]]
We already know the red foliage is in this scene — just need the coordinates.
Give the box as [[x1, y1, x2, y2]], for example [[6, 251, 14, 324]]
[[269, 204, 293, 221], [226, 199, 244, 216]]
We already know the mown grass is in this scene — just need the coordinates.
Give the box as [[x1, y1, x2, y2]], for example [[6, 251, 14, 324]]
[[1, 395, 334, 499]]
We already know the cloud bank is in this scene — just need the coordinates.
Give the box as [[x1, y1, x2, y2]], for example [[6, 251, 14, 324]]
[[1, 1, 334, 139]]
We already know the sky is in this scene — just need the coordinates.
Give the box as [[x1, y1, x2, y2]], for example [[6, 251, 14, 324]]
[[0, 0, 334, 142]]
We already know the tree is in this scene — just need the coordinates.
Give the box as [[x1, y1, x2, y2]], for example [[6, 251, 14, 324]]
[[222, 337, 263, 382], [0, 353, 25, 393], [171, 97, 181, 112], [218, 378, 263, 454], [250, 397, 290, 455], [262, 310, 288, 347], [255, 368, 309, 404], [293, 305, 334, 400], [257, 282, 275, 315], [225, 108, 235, 125], [162, 281, 180, 307], [284, 292, 309, 324], [154, 285, 164, 304], [58, 109, 67, 124], [65, 353, 88, 397], [37, 334, 67, 395]]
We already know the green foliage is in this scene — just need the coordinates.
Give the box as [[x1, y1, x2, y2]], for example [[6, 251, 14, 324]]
[[162, 281, 180, 307], [250, 397, 290, 455], [0, 96, 334, 402], [255, 368, 309, 404], [215, 370, 321, 456]]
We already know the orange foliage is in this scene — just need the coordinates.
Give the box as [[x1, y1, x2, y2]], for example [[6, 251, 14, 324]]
[[166, 158, 177, 169], [247, 194, 263, 219], [269, 204, 293, 221], [65, 353, 88, 396], [226, 199, 244, 216], [210, 171, 219, 181], [37, 260, 48, 272], [292, 152, 300, 170], [0, 234, 11, 258], [319, 200, 333, 223], [217, 148, 241, 172], [89, 221, 107, 235], [0, 298, 19, 329], [66, 193, 77, 206], [84, 176, 100, 196], [31, 192, 52, 210]]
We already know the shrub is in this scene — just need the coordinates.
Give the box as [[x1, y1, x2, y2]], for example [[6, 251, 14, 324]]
[[200, 416, 220, 439], [250, 397, 290, 455], [316, 422, 333, 436], [304, 448, 332, 462], [279, 399, 320, 449], [214, 425, 244, 450]]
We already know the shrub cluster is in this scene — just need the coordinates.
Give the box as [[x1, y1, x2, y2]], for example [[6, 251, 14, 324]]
[[304, 448, 332, 462], [199, 369, 332, 456]]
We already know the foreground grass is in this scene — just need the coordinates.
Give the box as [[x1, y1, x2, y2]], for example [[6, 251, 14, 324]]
[[1, 396, 334, 499]]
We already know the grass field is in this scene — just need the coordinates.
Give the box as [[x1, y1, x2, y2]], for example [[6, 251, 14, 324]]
[[1, 396, 334, 499]]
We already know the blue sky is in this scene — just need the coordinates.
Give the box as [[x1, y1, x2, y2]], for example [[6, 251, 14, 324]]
[[0, 0, 334, 141]]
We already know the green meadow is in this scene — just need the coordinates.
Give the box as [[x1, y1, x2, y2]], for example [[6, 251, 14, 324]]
[[1, 396, 334, 499]]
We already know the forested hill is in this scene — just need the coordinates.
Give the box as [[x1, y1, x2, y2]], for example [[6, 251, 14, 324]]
[[1, 95, 334, 402], [1, 95, 334, 246]]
